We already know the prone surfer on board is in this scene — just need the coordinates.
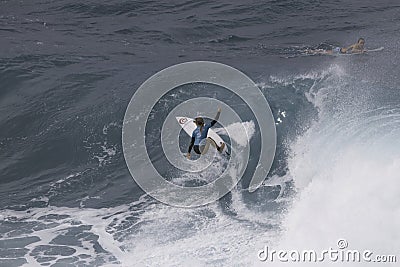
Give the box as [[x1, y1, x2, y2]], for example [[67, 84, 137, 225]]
[[186, 107, 225, 159], [306, 38, 366, 55]]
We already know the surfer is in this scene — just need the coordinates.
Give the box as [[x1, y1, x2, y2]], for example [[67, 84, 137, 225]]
[[343, 38, 366, 53], [306, 38, 366, 55], [186, 107, 225, 159]]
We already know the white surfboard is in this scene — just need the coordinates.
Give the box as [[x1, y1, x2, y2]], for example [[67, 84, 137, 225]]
[[337, 46, 384, 56], [176, 116, 228, 154], [366, 46, 384, 52]]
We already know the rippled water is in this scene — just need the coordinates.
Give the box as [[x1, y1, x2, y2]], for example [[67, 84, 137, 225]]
[[1, 0, 400, 266]]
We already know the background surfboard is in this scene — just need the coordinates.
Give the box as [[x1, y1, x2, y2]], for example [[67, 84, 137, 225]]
[[282, 46, 384, 58]]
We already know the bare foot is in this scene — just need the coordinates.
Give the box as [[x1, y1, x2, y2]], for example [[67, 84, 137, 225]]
[[218, 142, 225, 153]]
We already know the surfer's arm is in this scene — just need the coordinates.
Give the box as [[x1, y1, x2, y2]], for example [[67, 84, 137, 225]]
[[210, 107, 221, 127], [343, 44, 360, 53]]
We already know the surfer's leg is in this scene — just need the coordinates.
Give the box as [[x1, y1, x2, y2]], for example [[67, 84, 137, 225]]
[[305, 48, 331, 55], [199, 138, 212, 154], [200, 137, 224, 154]]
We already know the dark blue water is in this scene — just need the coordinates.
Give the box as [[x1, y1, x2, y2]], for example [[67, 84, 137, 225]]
[[1, 1, 400, 266]]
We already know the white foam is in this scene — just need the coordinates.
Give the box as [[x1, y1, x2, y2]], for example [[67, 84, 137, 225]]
[[272, 67, 400, 266], [215, 120, 255, 147]]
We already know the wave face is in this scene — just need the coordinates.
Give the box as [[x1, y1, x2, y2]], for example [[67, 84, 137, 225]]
[[1, 0, 400, 266], [272, 65, 400, 266]]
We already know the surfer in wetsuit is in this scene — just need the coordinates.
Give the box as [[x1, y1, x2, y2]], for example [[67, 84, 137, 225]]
[[307, 38, 366, 55], [187, 107, 225, 159]]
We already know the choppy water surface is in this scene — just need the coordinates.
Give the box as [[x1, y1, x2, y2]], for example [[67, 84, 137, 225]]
[[1, 1, 400, 266]]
